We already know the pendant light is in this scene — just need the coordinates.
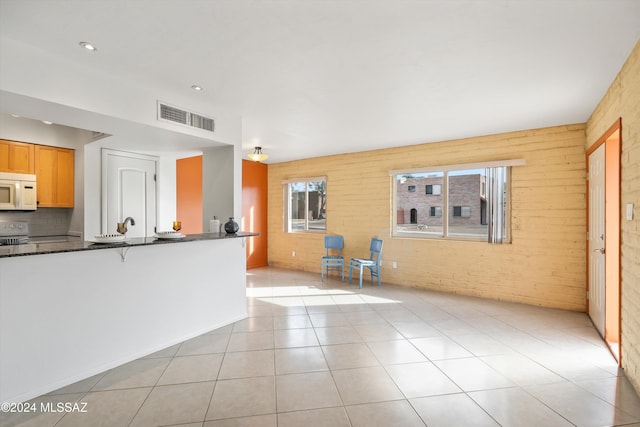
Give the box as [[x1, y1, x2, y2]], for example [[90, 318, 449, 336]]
[[248, 146, 269, 162]]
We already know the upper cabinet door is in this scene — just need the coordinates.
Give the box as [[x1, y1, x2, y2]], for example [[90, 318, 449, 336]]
[[35, 145, 57, 206], [35, 145, 74, 208], [55, 148, 74, 207], [0, 139, 35, 173]]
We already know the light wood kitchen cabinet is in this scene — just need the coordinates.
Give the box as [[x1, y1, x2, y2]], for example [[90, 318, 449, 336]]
[[34, 145, 74, 207], [0, 139, 35, 173]]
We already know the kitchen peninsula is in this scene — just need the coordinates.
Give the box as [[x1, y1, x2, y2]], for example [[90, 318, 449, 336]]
[[0, 232, 255, 403]]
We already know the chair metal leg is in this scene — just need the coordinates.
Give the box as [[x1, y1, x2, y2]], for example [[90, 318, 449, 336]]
[[349, 265, 353, 283], [359, 265, 364, 288]]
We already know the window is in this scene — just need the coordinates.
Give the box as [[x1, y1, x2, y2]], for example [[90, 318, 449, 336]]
[[391, 160, 522, 242], [426, 184, 441, 195], [452, 206, 471, 218], [408, 185, 416, 192], [284, 177, 326, 232]]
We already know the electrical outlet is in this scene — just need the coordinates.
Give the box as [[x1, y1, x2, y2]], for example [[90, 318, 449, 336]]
[[292, 251, 296, 257], [392, 261, 398, 269]]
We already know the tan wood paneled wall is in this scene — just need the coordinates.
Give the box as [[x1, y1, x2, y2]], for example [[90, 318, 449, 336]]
[[586, 40, 640, 393], [268, 124, 587, 311]]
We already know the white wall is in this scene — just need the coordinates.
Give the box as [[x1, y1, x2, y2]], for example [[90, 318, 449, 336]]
[[157, 155, 178, 232], [1, 237, 248, 403], [203, 145, 240, 231]]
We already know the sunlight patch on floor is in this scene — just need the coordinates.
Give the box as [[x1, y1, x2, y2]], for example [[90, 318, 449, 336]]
[[246, 285, 400, 307]]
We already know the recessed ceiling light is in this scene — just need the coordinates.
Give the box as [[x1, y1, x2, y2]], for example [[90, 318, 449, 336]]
[[79, 41, 97, 51], [191, 85, 203, 91], [41, 120, 53, 125]]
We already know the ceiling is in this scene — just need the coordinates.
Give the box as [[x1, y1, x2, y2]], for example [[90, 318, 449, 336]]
[[0, 0, 639, 163]]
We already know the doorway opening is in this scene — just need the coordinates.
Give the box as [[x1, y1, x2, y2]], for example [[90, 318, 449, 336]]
[[586, 118, 621, 363], [410, 208, 418, 224]]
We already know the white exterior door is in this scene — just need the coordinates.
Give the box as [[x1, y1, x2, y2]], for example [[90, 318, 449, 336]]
[[102, 149, 157, 238], [588, 144, 606, 336]]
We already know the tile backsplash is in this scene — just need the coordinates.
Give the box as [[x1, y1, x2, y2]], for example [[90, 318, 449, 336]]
[[0, 208, 72, 236]]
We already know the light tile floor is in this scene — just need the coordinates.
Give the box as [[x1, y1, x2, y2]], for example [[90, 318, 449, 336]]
[[3, 267, 640, 427]]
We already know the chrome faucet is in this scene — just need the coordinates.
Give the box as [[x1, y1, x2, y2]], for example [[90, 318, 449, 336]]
[[116, 217, 136, 235]]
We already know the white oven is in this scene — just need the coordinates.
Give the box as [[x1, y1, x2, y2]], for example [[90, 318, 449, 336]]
[[0, 173, 37, 211]]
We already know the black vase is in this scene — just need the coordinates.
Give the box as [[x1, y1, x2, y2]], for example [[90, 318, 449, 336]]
[[224, 217, 239, 234]]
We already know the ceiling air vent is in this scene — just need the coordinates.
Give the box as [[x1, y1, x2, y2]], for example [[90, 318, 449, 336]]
[[157, 101, 215, 133], [190, 113, 215, 132]]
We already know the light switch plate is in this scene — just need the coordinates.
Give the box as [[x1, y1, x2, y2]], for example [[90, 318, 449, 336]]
[[627, 203, 634, 220]]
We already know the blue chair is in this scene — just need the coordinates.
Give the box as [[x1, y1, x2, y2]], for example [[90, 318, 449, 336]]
[[322, 235, 344, 281], [349, 238, 383, 288]]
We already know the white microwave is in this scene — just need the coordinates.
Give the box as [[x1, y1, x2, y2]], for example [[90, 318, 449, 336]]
[[0, 172, 37, 211]]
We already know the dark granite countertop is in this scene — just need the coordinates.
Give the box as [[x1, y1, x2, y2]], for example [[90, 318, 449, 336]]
[[0, 232, 257, 258]]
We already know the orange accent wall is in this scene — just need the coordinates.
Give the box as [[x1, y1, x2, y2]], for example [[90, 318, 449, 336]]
[[242, 159, 268, 268], [605, 129, 621, 351], [176, 155, 203, 234]]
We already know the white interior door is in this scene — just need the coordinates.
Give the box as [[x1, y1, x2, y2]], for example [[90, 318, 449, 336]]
[[588, 144, 606, 336], [102, 149, 157, 238]]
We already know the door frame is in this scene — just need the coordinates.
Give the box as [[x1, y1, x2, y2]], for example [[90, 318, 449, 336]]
[[585, 117, 622, 364]]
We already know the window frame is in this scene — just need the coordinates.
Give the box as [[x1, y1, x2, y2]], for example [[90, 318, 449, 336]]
[[283, 176, 327, 233], [390, 160, 524, 242], [425, 184, 442, 195]]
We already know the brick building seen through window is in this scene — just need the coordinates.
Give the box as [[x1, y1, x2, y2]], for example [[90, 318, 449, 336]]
[[396, 174, 487, 228]]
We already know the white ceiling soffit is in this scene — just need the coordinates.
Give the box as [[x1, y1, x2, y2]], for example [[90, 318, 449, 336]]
[[0, 91, 226, 153], [0, 0, 639, 163]]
